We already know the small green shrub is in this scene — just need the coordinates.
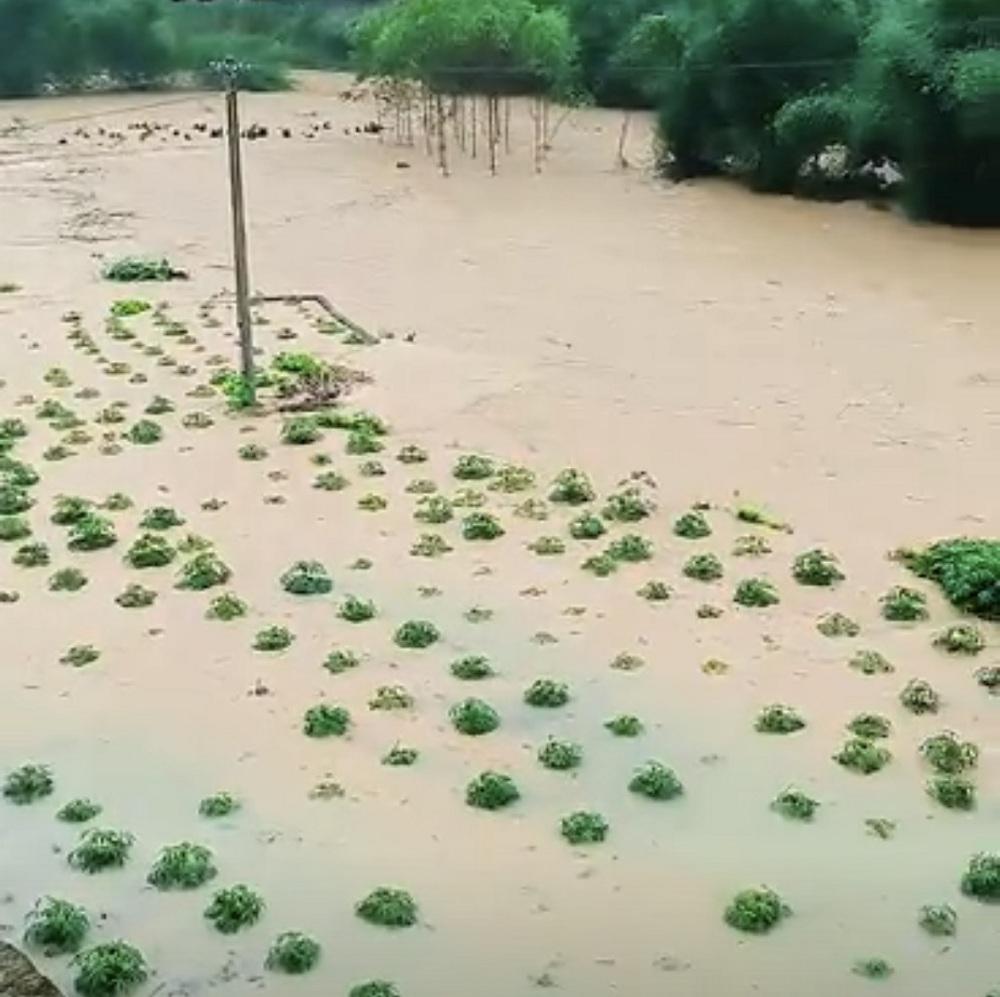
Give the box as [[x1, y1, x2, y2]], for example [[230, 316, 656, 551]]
[[450, 698, 500, 735], [453, 454, 494, 480], [144, 395, 174, 415], [489, 464, 535, 492], [14, 542, 50, 567], [207, 593, 246, 620], [560, 810, 609, 845], [52, 496, 93, 526], [126, 419, 163, 445], [610, 651, 645, 671], [73, 940, 148, 997], [921, 731, 978, 774], [603, 486, 655, 522], [50, 567, 87, 591], [684, 553, 723, 581], [629, 760, 683, 800], [674, 510, 711, 539], [382, 745, 419, 766], [900, 679, 940, 714], [280, 560, 332, 595], [115, 583, 157, 608], [324, 648, 360, 674], [734, 578, 779, 607], [569, 512, 606, 539], [394, 619, 439, 649], [975, 666, 1000, 694], [847, 713, 891, 739], [68, 828, 134, 872], [205, 884, 265, 933], [346, 429, 383, 455], [853, 958, 893, 980], [314, 470, 349, 491], [524, 678, 570, 707], [282, 417, 322, 445], [961, 853, 1000, 901], [58, 799, 102, 823], [605, 714, 643, 736], [755, 705, 806, 734], [817, 612, 859, 638], [266, 932, 321, 974], [148, 842, 217, 890], [355, 887, 418, 927], [111, 298, 150, 318], [405, 477, 437, 494], [450, 655, 494, 680], [849, 649, 893, 675], [903, 538, 1000, 621], [61, 644, 100, 668], [238, 443, 268, 461], [414, 495, 453, 524], [0, 486, 33, 515], [607, 533, 653, 562], [932, 623, 985, 655], [396, 444, 428, 464], [724, 888, 788, 933], [177, 552, 231, 590], [340, 595, 375, 622], [350, 981, 400, 997], [529, 535, 566, 555], [68, 514, 117, 551], [538, 738, 583, 770], [462, 511, 504, 540], [466, 771, 520, 810], [25, 896, 90, 954], [104, 256, 180, 281], [582, 552, 618, 576], [834, 738, 891, 774], [303, 704, 351, 737], [792, 548, 844, 586], [126, 533, 175, 568], [549, 468, 595, 505], [918, 903, 957, 936], [771, 788, 818, 821], [637, 580, 671, 601], [199, 792, 240, 818], [733, 534, 772, 557], [3, 764, 54, 804], [358, 492, 387, 511], [254, 626, 294, 652], [369, 685, 414, 710], [140, 506, 184, 530], [880, 586, 928, 621]]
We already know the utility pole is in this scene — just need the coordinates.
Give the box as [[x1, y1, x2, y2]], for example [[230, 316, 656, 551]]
[[215, 58, 255, 402]]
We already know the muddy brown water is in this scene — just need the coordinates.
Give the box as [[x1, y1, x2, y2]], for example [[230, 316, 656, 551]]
[[1, 73, 998, 997]]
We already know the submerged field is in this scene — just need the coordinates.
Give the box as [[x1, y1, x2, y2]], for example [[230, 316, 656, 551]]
[[1, 74, 999, 997]]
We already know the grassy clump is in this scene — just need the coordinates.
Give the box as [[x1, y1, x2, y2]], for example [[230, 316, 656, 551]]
[[853, 958, 893, 980], [205, 884, 265, 933], [280, 560, 332, 595], [405, 478, 437, 495], [3, 764, 54, 804], [139, 506, 184, 530], [724, 888, 789, 933], [238, 442, 268, 461], [266, 932, 321, 974], [960, 853, 1000, 901], [902, 538, 1000, 621], [126, 533, 175, 568], [683, 553, 724, 581], [414, 495, 453, 524], [350, 982, 400, 997], [629, 760, 683, 800], [582, 552, 618, 577], [489, 464, 535, 492], [733, 533, 772, 557], [346, 429, 383, 455], [569, 512, 606, 540], [397, 444, 428, 464], [0, 486, 33, 516], [357, 492, 387, 511], [529, 535, 566, 555], [355, 887, 418, 927], [50, 567, 87, 591], [339, 595, 375, 622], [466, 771, 520, 810], [324, 649, 360, 674], [538, 738, 583, 770], [452, 454, 494, 480], [15, 542, 50, 567], [61, 644, 100, 668], [771, 788, 818, 821], [51, 496, 93, 526], [637, 579, 671, 601], [282, 417, 322, 445], [58, 798, 102, 823], [524, 678, 570, 707], [382, 745, 419, 766], [603, 486, 655, 522], [880, 585, 928, 621], [125, 419, 163, 445], [921, 731, 978, 774], [674, 510, 712, 539], [605, 714, 643, 736], [207, 593, 247, 621], [68, 514, 117, 551], [975, 666, 1000, 694], [918, 903, 957, 936], [144, 395, 174, 416], [461, 511, 504, 540], [25, 896, 90, 954], [900, 678, 940, 714], [177, 552, 231, 590], [549, 468, 595, 505], [817, 612, 860, 638], [849, 649, 893, 675], [254, 626, 294, 652], [792, 548, 844, 586], [834, 738, 891, 774], [848, 713, 891, 739], [199, 792, 240, 818], [148, 842, 217, 889], [450, 698, 500, 735], [734, 577, 779, 607], [394, 619, 439, 649], [369, 685, 414, 711], [303, 704, 351, 738], [115, 583, 157, 608], [560, 810, 609, 845], [607, 533, 653, 562], [450, 655, 494, 680], [68, 828, 134, 872], [314, 470, 349, 491], [755, 704, 806, 734], [73, 941, 148, 997], [104, 256, 180, 282], [360, 460, 387, 479], [932, 623, 985, 655]]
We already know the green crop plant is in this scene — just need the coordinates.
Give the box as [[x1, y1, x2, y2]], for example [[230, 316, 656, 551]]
[[920, 731, 978, 774], [919, 903, 958, 936], [140, 506, 184, 531], [314, 470, 349, 491], [607, 533, 653, 562], [489, 464, 535, 492], [560, 811, 609, 845], [734, 578, 779, 607], [280, 560, 332, 595], [115, 583, 156, 608], [126, 419, 163, 445], [181, 411, 214, 430], [254, 626, 294, 652], [339, 595, 375, 622], [901, 538, 1000, 621], [605, 714, 643, 736], [358, 492, 388, 511], [683, 553, 723, 581], [569, 512, 606, 539], [96, 407, 126, 426], [629, 761, 683, 800], [68, 829, 134, 872], [25, 896, 90, 954], [549, 468, 595, 505], [238, 443, 268, 461], [0, 516, 30, 542], [369, 685, 414, 710], [0, 457, 39, 487], [350, 982, 400, 997], [61, 644, 99, 668], [771, 788, 818, 821], [462, 511, 504, 540], [43, 444, 73, 462], [3, 764, 54, 804], [51, 496, 92, 525], [102, 493, 133, 512], [900, 678, 940, 714], [0, 486, 33, 515], [73, 941, 148, 997], [834, 738, 891, 774], [847, 713, 891, 739], [199, 792, 240, 818], [148, 842, 217, 890], [849, 650, 893, 675], [282, 417, 322, 445], [414, 495, 453, 524], [355, 887, 418, 928], [524, 678, 570, 707], [529, 535, 566, 555], [450, 655, 494, 680], [346, 429, 383, 455], [394, 619, 439, 649], [637, 580, 671, 601], [145, 395, 174, 415], [303, 704, 351, 737], [961, 853, 1000, 901], [204, 884, 265, 933], [324, 649, 361, 674], [266, 932, 321, 974], [58, 799, 102, 823], [853, 958, 893, 980], [817, 612, 860, 638], [382, 745, 419, 766], [538, 738, 583, 770], [724, 888, 789, 933], [207, 593, 247, 621], [126, 533, 175, 568], [603, 486, 655, 522], [792, 548, 844, 586], [450, 698, 500, 735], [110, 299, 150, 318], [405, 478, 437, 495], [396, 444, 428, 464], [0, 417, 28, 439], [453, 454, 495, 480], [177, 552, 231, 590], [733, 534, 772, 557], [359, 461, 386, 478], [880, 586, 928, 621], [323, 410, 389, 436], [14, 542, 50, 567], [932, 623, 985, 655], [49, 567, 87, 591], [674, 510, 712, 539], [104, 256, 181, 282], [976, 666, 1000, 694], [66, 514, 116, 551], [466, 771, 520, 810], [755, 705, 806, 734], [582, 553, 617, 577]]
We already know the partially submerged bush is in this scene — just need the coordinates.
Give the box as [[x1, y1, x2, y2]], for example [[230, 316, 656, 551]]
[[346, 429, 383, 455], [792, 548, 844, 586], [450, 698, 500, 735], [68, 828, 134, 872], [396, 444, 428, 464], [324, 648, 360, 674], [254, 625, 294, 652], [684, 553, 723, 581], [61, 644, 99, 668], [350, 982, 400, 997], [205, 884, 265, 933], [900, 678, 940, 714], [238, 442, 268, 461], [303, 704, 351, 738], [3, 763, 53, 804], [340, 595, 375, 622], [103, 256, 181, 282], [771, 788, 818, 821], [605, 714, 643, 737], [960, 854, 1000, 901], [73, 940, 148, 997], [975, 666, 1000, 694], [918, 904, 957, 937], [920, 731, 978, 774], [139, 506, 184, 531], [68, 514, 117, 551], [733, 534, 772, 557], [280, 560, 332, 595], [902, 538, 1000, 621], [560, 811, 609, 845], [529, 535, 566, 555], [282, 417, 322, 446], [538, 738, 583, 770], [25, 896, 89, 954], [755, 704, 806, 734], [452, 454, 494, 480], [148, 842, 217, 890], [569, 512, 606, 540], [817, 612, 860, 638], [50, 568, 88, 592], [314, 470, 349, 491], [199, 792, 240, 818], [382, 745, 419, 766], [462, 511, 504, 540], [849, 649, 893, 675], [629, 761, 683, 800], [266, 932, 321, 974], [51, 495, 92, 526], [724, 888, 789, 933], [582, 552, 617, 576], [414, 495, 453, 524], [177, 552, 230, 590], [357, 492, 387, 511], [0, 486, 33, 516], [489, 464, 535, 492], [674, 510, 711, 539], [734, 578, 779, 607], [834, 738, 891, 774], [603, 486, 655, 522], [115, 583, 157, 608], [932, 623, 985, 655], [847, 713, 891, 739], [0, 516, 31, 542], [125, 419, 163, 445], [524, 678, 570, 707], [466, 771, 520, 810], [853, 958, 893, 980], [450, 655, 494, 680], [637, 580, 671, 601], [126, 533, 175, 568], [14, 542, 50, 568], [394, 619, 439, 649], [369, 685, 414, 710], [355, 887, 418, 927], [207, 592, 246, 620], [880, 585, 928, 622], [549, 468, 595, 505], [58, 799, 102, 823], [607, 533, 653, 562]]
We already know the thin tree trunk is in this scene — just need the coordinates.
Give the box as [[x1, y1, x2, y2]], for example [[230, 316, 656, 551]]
[[616, 110, 631, 169], [422, 88, 432, 157], [435, 93, 448, 176], [471, 96, 477, 158], [488, 95, 497, 175], [533, 96, 542, 173], [504, 97, 511, 154]]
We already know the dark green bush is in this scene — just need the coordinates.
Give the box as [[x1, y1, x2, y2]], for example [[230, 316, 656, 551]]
[[324, 648, 360, 674], [607, 533, 653, 562], [629, 760, 683, 799], [355, 887, 418, 927], [340, 595, 375, 622], [880, 585, 928, 622], [755, 704, 806, 734], [928, 774, 976, 810], [847, 713, 891, 739], [461, 511, 504, 540], [3, 764, 53, 804], [394, 619, 439, 648], [904, 539, 1000, 620], [303, 704, 351, 738], [14, 542, 50, 568], [900, 678, 940, 714], [961, 853, 1000, 901], [280, 560, 332, 595], [49, 567, 86, 590], [450, 655, 494, 680], [684, 553, 723, 581], [605, 714, 643, 736], [920, 731, 978, 774], [147, 842, 217, 889], [68, 514, 116, 551], [918, 903, 957, 937], [266, 932, 321, 973], [734, 578, 779, 607], [115, 583, 156, 608], [282, 417, 322, 445], [834, 738, 890, 774], [853, 958, 893, 980], [199, 792, 240, 818], [603, 486, 655, 522], [350, 982, 400, 997], [450, 698, 500, 735], [25, 896, 90, 954], [932, 623, 985, 655], [254, 625, 294, 652], [51, 495, 92, 525], [177, 552, 230, 590], [792, 548, 844, 586], [582, 552, 617, 576], [673, 510, 711, 539], [452, 454, 494, 480], [126, 533, 175, 568], [207, 593, 246, 620], [126, 419, 163, 445], [139, 506, 184, 531], [73, 940, 148, 997], [382, 744, 419, 766], [569, 512, 606, 539], [524, 678, 570, 707], [771, 788, 818, 821], [724, 888, 789, 933], [817, 612, 859, 638], [205, 884, 265, 933], [550, 468, 596, 505], [560, 810, 609, 844], [538, 738, 583, 770], [57, 798, 102, 823], [68, 828, 134, 872], [466, 771, 520, 810]]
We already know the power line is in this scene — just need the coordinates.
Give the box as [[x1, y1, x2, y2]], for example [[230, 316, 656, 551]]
[[6, 93, 210, 132]]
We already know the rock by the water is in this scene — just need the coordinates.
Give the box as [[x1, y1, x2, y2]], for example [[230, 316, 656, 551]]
[[0, 943, 64, 996]]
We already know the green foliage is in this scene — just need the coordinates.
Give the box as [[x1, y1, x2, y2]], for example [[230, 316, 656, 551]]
[[350, 982, 400, 997], [304, 704, 351, 738], [674, 510, 711, 539], [734, 577, 779, 607], [462, 511, 504, 540], [205, 884, 265, 933], [49, 566, 86, 590], [466, 771, 520, 810], [880, 586, 928, 622], [3, 764, 54, 804], [792, 548, 844, 586], [605, 714, 643, 736], [582, 552, 617, 577], [961, 853, 1000, 901], [629, 760, 683, 800], [847, 713, 891, 739], [68, 828, 134, 872], [340, 595, 375, 622], [976, 666, 1000, 694], [900, 678, 940, 714], [683, 553, 723, 581], [115, 583, 156, 608], [489, 464, 535, 492], [603, 486, 655, 522], [314, 470, 349, 491], [324, 648, 360, 674], [280, 559, 332, 595], [933, 623, 985, 655], [817, 612, 859, 637], [140, 506, 184, 530], [266, 932, 321, 974], [903, 539, 1000, 620], [569, 512, 606, 540], [346, 429, 383, 455], [453, 454, 495, 480], [450, 654, 494, 680], [357, 492, 388, 511], [359, 460, 386, 479], [355, 887, 418, 928], [67, 514, 116, 551], [394, 619, 439, 648], [369, 685, 414, 710], [177, 552, 230, 590], [25, 896, 90, 954], [382, 744, 419, 766], [73, 941, 148, 997], [58, 798, 102, 823], [771, 788, 818, 821], [0, 486, 33, 515], [637, 579, 671, 601], [538, 738, 582, 770], [254, 625, 294, 652], [207, 592, 246, 621], [849, 649, 893, 675], [199, 792, 240, 818], [238, 442, 268, 461], [529, 535, 566, 555], [414, 495, 453, 524], [918, 904, 957, 937], [14, 541, 49, 567], [560, 810, 609, 844], [126, 419, 163, 445], [148, 842, 217, 889], [524, 678, 570, 707], [104, 257, 179, 281], [52, 495, 92, 525], [834, 738, 891, 774], [853, 958, 893, 980], [920, 731, 978, 774], [733, 534, 772, 557], [62, 644, 100, 668], [282, 417, 322, 446], [724, 888, 789, 933], [607, 533, 653, 562], [110, 298, 150, 318], [550, 468, 595, 505], [755, 704, 806, 734], [0, 516, 30, 542], [126, 532, 175, 568], [450, 697, 500, 735]]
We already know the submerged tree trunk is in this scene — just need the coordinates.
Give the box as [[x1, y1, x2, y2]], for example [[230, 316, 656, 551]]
[[435, 93, 449, 176], [471, 96, 477, 158], [616, 111, 631, 169], [504, 97, 511, 154]]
